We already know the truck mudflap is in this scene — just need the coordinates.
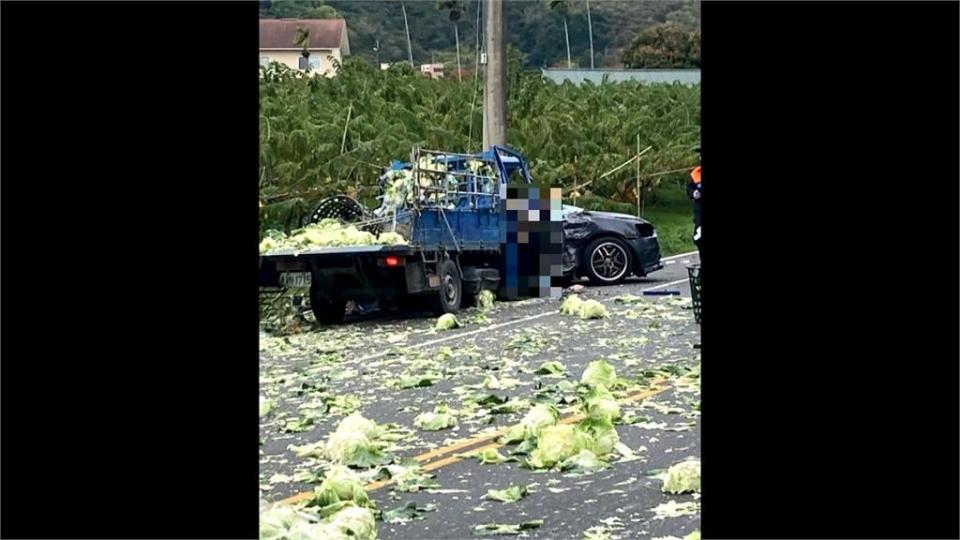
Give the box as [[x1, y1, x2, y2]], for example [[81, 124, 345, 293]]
[[460, 267, 501, 294]]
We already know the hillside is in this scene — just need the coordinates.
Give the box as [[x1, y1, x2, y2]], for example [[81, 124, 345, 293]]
[[259, 0, 700, 68]]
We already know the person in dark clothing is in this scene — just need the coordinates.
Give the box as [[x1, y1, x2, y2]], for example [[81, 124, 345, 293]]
[[687, 148, 702, 264]]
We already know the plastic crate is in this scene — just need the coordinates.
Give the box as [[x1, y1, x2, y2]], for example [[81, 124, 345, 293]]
[[687, 264, 701, 324]]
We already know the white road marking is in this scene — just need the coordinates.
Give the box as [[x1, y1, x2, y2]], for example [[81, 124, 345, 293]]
[[661, 250, 698, 261], [642, 278, 689, 291], [353, 276, 694, 363]]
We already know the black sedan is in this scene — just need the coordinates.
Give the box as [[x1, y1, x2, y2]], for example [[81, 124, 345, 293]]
[[561, 206, 664, 284]]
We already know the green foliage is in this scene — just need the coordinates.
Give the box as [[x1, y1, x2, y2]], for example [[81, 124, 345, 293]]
[[259, 60, 699, 235], [259, 1, 699, 69], [622, 23, 700, 68]]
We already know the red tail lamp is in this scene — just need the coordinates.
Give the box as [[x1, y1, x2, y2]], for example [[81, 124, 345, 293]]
[[385, 256, 400, 267]]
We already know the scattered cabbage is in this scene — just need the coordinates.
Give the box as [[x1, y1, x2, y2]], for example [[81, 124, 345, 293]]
[[484, 485, 528, 503], [578, 299, 608, 319], [559, 449, 606, 473], [260, 396, 273, 417], [260, 505, 315, 540], [662, 459, 701, 494], [559, 295, 608, 319], [476, 289, 496, 309], [324, 413, 391, 467], [457, 448, 507, 464], [337, 413, 382, 440], [414, 404, 458, 431], [502, 404, 560, 444], [309, 466, 372, 510], [534, 360, 566, 376], [260, 501, 376, 540], [559, 294, 585, 315], [577, 417, 620, 457], [527, 424, 591, 469], [435, 313, 461, 331], [583, 384, 621, 422], [325, 504, 377, 540], [581, 360, 618, 388]]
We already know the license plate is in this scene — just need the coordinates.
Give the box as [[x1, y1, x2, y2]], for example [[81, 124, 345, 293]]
[[280, 272, 311, 288]]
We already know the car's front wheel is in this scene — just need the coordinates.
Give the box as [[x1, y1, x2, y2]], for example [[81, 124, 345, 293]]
[[583, 237, 632, 285]]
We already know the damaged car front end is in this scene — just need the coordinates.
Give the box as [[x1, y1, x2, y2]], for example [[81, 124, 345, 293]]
[[562, 206, 664, 284]]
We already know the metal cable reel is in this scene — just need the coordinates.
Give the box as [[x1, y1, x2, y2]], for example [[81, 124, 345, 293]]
[[310, 195, 383, 235]]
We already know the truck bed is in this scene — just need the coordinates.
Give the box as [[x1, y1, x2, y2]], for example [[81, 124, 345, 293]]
[[260, 244, 414, 259]]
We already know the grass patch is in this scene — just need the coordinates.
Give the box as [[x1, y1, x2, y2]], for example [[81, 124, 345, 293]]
[[572, 181, 695, 256]]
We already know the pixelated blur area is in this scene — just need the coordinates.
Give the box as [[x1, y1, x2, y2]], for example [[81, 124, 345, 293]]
[[499, 184, 565, 299]]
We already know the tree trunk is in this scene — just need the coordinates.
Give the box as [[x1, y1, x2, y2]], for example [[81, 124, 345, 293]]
[[401, 2, 414, 68], [484, 0, 506, 147], [454, 23, 462, 82], [586, 0, 595, 69], [563, 17, 572, 68]]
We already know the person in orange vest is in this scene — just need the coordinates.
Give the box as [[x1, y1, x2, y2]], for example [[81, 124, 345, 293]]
[[687, 147, 702, 262]]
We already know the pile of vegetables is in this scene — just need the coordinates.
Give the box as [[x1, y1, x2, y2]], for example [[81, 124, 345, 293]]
[[490, 360, 628, 472], [260, 219, 406, 255]]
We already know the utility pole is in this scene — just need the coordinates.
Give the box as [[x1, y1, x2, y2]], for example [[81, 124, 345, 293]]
[[401, 1, 414, 69], [483, 0, 506, 148], [586, 0, 595, 69]]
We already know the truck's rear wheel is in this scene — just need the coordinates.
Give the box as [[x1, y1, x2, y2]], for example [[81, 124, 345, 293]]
[[310, 287, 346, 325], [430, 259, 462, 315]]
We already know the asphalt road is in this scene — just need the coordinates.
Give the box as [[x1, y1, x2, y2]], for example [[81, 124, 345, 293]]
[[260, 252, 701, 539]]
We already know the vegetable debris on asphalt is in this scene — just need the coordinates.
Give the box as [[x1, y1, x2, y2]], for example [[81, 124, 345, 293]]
[[261, 287, 701, 539]]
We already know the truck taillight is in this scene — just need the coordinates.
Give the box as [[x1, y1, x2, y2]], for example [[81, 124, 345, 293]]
[[385, 256, 401, 267]]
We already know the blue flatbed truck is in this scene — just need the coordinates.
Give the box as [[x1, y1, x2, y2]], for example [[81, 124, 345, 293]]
[[258, 146, 663, 324]]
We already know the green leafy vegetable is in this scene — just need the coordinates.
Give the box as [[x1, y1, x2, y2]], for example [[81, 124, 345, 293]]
[[502, 404, 560, 444], [414, 404, 458, 431], [578, 299, 608, 319], [559, 449, 607, 473], [325, 413, 392, 468], [580, 360, 618, 388], [382, 502, 437, 524], [661, 459, 701, 494], [477, 289, 496, 309], [463, 447, 509, 464], [527, 424, 591, 469], [260, 219, 407, 254], [559, 294, 585, 315], [534, 361, 566, 376], [473, 520, 544, 536], [483, 485, 528, 503], [436, 313, 461, 331], [582, 384, 621, 422], [308, 466, 373, 511], [260, 396, 273, 417], [259, 502, 377, 540]]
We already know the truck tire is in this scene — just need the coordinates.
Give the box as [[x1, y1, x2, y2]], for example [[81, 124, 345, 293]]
[[583, 236, 633, 285], [430, 259, 462, 315], [310, 287, 346, 325]]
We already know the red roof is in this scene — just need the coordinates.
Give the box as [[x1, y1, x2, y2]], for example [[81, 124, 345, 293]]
[[259, 19, 347, 51]]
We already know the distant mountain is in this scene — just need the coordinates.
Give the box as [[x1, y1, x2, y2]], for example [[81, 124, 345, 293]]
[[259, 0, 700, 68]]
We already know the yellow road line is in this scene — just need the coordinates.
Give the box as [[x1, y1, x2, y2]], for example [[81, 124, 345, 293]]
[[277, 381, 673, 506]]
